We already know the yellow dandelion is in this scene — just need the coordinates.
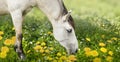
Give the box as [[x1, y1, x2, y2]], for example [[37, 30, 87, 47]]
[[0, 36, 3, 40], [57, 52, 62, 57], [48, 57, 52, 60], [99, 42, 106, 47], [48, 32, 52, 35], [111, 37, 117, 41], [55, 57, 59, 60], [0, 31, 4, 35], [85, 51, 91, 57], [53, 60, 57, 62], [93, 57, 101, 62], [58, 59, 62, 62], [60, 56, 67, 60], [45, 49, 49, 53], [84, 47, 91, 57], [35, 41, 40, 45], [47, 56, 53, 61], [44, 46, 47, 49], [84, 47, 91, 52], [101, 35, 105, 38], [66, 60, 72, 62], [0, 52, 7, 58], [106, 56, 113, 62], [4, 39, 12, 46], [90, 50, 99, 57], [12, 27, 15, 30], [100, 47, 107, 53], [1, 46, 9, 53], [107, 40, 112, 43], [63, 52, 66, 55], [86, 38, 91, 41], [42, 53, 45, 56], [34, 45, 42, 50], [41, 42, 46, 46], [11, 36, 16, 45], [49, 47, 54, 51], [68, 55, 77, 61], [40, 49, 44, 53], [108, 51, 113, 56]]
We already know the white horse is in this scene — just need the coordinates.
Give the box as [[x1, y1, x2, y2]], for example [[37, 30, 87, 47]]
[[0, 0, 78, 59]]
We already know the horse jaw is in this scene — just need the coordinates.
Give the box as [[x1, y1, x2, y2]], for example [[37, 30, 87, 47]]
[[51, 20, 78, 54]]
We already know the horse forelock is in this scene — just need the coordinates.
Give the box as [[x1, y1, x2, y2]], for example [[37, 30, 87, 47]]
[[60, 1, 75, 29]]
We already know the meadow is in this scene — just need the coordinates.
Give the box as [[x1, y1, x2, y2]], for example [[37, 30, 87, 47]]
[[0, 0, 120, 62]]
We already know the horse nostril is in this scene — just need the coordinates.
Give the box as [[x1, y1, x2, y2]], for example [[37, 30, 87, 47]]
[[67, 29, 72, 33]]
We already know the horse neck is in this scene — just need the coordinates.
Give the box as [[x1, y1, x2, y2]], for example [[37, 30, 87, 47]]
[[36, 0, 64, 20]]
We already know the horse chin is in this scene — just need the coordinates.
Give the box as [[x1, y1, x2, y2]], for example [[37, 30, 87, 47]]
[[59, 39, 78, 55]]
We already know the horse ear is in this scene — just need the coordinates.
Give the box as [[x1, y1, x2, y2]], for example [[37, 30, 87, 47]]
[[64, 10, 72, 20]]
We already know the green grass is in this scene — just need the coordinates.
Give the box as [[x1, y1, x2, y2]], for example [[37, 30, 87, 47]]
[[0, 0, 120, 62]]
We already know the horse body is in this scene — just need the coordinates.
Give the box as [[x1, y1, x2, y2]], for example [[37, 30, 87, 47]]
[[0, 0, 78, 59], [0, 0, 9, 15]]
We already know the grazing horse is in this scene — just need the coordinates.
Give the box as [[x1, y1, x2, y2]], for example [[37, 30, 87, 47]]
[[0, 0, 78, 59]]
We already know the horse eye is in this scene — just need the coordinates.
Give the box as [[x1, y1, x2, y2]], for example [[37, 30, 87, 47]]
[[67, 29, 72, 33]]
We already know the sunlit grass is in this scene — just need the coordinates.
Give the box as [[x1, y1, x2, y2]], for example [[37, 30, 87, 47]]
[[0, 0, 120, 62]]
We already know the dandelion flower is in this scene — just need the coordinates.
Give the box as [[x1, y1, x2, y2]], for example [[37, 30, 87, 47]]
[[48, 32, 52, 35], [66, 60, 72, 62], [93, 57, 101, 62], [55, 57, 59, 60], [60, 56, 67, 60], [4, 39, 12, 46], [12, 27, 15, 30], [86, 38, 91, 41], [53, 60, 57, 62], [40, 49, 44, 53], [1, 46, 9, 53], [45, 49, 49, 53], [0, 52, 7, 58], [49, 47, 53, 51], [100, 47, 107, 53], [101, 35, 105, 38], [41, 42, 46, 46], [84, 47, 91, 57], [99, 42, 106, 47], [107, 40, 112, 43], [47, 56, 53, 61], [108, 51, 113, 56], [111, 37, 117, 41], [106, 56, 113, 62], [68, 55, 77, 61], [36, 41, 40, 45], [84, 47, 91, 52], [34, 45, 42, 50], [44, 46, 47, 49], [58, 59, 62, 62], [57, 52, 62, 57], [0, 36, 2, 40], [90, 50, 99, 57], [85, 51, 91, 57], [63, 52, 66, 55], [0, 31, 4, 35], [11, 36, 16, 45]]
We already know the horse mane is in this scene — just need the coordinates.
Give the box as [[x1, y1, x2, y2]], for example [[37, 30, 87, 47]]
[[61, 1, 75, 29]]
